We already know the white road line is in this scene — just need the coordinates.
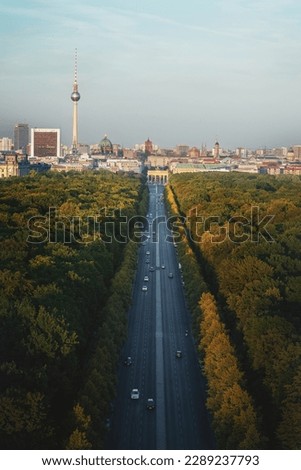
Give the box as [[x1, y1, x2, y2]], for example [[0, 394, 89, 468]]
[[155, 186, 166, 449]]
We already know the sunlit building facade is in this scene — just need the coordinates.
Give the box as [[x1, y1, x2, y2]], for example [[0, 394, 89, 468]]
[[31, 128, 61, 158]]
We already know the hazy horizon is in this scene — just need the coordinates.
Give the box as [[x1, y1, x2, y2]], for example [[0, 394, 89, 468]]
[[1, 0, 301, 149]]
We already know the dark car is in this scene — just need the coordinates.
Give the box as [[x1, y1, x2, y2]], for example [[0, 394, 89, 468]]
[[146, 398, 155, 410], [124, 356, 132, 366]]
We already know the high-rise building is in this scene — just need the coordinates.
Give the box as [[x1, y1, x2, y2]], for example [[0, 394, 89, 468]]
[[31, 128, 61, 158], [71, 49, 80, 154], [0, 137, 13, 151], [14, 123, 29, 153]]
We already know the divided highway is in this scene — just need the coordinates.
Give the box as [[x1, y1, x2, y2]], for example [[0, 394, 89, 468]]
[[108, 184, 215, 450]]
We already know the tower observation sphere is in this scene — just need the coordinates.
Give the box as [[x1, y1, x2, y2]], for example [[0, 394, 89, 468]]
[[71, 91, 80, 102]]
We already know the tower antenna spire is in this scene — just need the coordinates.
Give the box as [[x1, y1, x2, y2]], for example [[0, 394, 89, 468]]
[[74, 48, 78, 83]]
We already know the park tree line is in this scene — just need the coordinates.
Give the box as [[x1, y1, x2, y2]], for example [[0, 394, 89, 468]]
[[0, 170, 147, 449], [165, 184, 264, 449], [166, 173, 301, 449]]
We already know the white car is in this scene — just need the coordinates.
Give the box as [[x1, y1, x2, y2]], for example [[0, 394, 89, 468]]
[[142, 285, 148, 291], [146, 251, 150, 255], [131, 389, 140, 399], [144, 275, 149, 282]]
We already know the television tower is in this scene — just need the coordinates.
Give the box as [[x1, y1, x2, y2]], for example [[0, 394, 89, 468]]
[[71, 48, 80, 154]]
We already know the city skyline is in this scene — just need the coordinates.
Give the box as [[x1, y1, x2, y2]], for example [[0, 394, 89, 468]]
[[1, 0, 301, 149]]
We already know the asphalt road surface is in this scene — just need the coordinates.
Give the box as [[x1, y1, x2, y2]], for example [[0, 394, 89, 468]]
[[108, 184, 215, 450]]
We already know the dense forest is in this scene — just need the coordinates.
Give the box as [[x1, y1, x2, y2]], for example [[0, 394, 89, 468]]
[[2, 169, 300, 450], [167, 172, 301, 449], [0, 170, 147, 449]]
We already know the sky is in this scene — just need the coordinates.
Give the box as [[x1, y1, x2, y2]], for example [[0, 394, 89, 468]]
[[1, 0, 301, 149]]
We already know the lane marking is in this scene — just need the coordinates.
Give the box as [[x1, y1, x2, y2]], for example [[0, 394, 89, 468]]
[[155, 185, 167, 449]]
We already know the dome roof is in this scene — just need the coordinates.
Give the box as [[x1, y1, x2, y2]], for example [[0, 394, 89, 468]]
[[100, 134, 112, 147], [99, 134, 113, 154]]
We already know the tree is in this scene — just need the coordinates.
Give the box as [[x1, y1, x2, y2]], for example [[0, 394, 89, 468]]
[[277, 365, 301, 449]]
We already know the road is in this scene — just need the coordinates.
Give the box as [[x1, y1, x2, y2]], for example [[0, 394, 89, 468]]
[[108, 184, 215, 450]]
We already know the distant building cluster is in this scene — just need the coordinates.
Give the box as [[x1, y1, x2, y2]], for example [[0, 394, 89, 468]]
[[1, 53, 301, 179], [144, 140, 301, 180], [1, 128, 301, 180]]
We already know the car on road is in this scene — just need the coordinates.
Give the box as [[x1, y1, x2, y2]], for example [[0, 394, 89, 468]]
[[142, 285, 148, 291], [161, 264, 165, 269], [146, 398, 155, 410], [168, 272, 173, 278], [176, 350, 182, 358], [149, 266, 155, 272], [145, 259, 150, 264], [131, 389, 140, 399], [146, 251, 150, 255], [124, 356, 132, 366], [144, 275, 149, 282]]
